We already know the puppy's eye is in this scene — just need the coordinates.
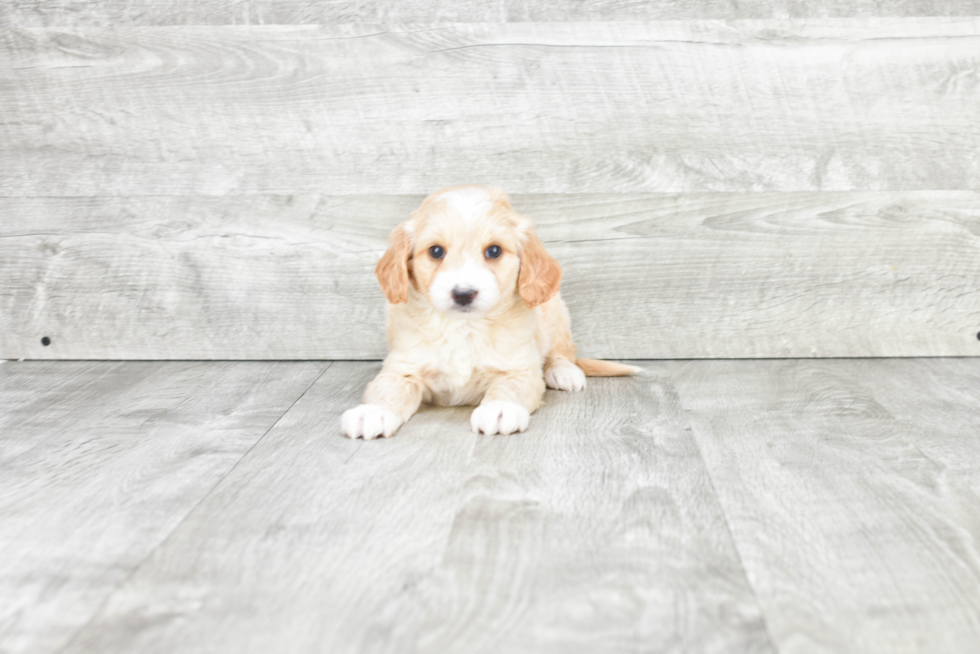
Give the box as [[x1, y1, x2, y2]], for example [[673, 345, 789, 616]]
[[429, 245, 445, 259], [485, 245, 502, 259]]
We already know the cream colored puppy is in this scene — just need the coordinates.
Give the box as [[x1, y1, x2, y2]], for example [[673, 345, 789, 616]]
[[341, 185, 636, 439]]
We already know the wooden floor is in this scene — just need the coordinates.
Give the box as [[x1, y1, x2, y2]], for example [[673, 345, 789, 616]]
[[1, 358, 979, 653]]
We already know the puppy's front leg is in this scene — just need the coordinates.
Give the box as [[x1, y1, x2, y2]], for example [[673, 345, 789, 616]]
[[470, 369, 546, 436], [341, 372, 423, 440]]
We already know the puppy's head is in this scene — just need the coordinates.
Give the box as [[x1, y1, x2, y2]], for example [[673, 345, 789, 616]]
[[376, 185, 561, 315]]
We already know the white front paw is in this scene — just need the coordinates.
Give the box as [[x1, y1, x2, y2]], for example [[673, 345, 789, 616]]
[[470, 400, 530, 435], [341, 404, 401, 440], [545, 363, 586, 392]]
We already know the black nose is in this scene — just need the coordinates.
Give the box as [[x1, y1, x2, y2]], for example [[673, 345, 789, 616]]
[[451, 287, 478, 306]]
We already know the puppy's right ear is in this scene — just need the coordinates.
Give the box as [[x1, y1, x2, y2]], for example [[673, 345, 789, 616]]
[[375, 223, 413, 304]]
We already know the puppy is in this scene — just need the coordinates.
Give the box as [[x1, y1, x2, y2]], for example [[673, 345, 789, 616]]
[[341, 185, 637, 439]]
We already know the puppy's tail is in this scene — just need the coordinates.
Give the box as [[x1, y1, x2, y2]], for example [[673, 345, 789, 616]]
[[575, 358, 641, 377]]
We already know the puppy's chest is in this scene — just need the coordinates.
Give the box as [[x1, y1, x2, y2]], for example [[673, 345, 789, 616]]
[[417, 324, 535, 404], [422, 330, 502, 381]]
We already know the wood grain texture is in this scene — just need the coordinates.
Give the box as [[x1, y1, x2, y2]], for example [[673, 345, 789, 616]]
[[52, 361, 770, 654], [669, 358, 980, 654], [0, 360, 327, 654], [412, 366, 770, 654], [55, 362, 485, 654], [839, 357, 980, 522], [2, 19, 979, 196], [0, 195, 389, 360], [2, 192, 978, 360], [7, 359, 980, 652], [4, 0, 980, 26]]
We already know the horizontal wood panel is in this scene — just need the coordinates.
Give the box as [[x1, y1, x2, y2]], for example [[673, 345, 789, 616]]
[[4, 1, 980, 26], [2, 192, 978, 360], [2, 20, 979, 196]]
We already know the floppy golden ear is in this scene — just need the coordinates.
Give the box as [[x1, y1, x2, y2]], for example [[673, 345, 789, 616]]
[[518, 230, 562, 308], [375, 224, 413, 304]]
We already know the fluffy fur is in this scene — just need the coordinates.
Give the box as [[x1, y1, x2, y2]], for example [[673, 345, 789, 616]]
[[341, 185, 637, 439]]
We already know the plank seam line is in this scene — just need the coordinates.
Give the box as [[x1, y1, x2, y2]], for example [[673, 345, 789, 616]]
[[53, 361, 333, 654], [674, 386, 781, 653]]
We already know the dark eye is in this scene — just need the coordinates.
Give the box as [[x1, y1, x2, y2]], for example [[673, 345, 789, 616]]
[[485, 245, 502, 259], [429, 245, 445, 259]]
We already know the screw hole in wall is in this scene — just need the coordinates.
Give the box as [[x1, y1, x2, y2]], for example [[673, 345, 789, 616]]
[[41, 336, 51, 346]]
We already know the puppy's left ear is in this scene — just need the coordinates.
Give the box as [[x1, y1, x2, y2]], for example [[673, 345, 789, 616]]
[[375, 223, 413, 304], [518, 230, 562, 308]]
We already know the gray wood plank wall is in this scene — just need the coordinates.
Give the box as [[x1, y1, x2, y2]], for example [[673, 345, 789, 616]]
[[3, 192, 979, 359], [4, 1, 980, 25], [2, 7, 978, 359], [4, 20, 980, 196]]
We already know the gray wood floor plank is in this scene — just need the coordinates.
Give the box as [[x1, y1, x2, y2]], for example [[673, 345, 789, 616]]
[[0, 361, 147, 435], [5, 359, 979, 652], [669, 358, 980, 654], [55, 362, 771, 653], [414, 367, 772, 654], [838, 358, 980, 515], [55, 362, 481, 654], [3, 20, 979, 196], [0, 360, 327, 654], [6, 1, 980, 26], [3, 192, 978, 360]]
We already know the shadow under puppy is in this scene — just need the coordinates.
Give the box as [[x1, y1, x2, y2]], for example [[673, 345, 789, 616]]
[[342, 185, 637, 439]]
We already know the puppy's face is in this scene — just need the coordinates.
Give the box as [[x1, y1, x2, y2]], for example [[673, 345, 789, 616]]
[[411, 187, 520, 315], [376, 186, 561, 315]]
